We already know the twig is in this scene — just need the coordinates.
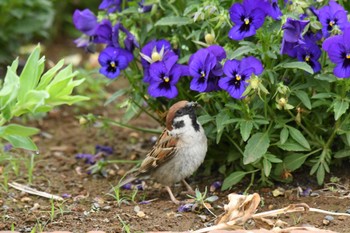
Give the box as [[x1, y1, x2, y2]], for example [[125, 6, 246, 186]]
[[8, 182, 63, 201]]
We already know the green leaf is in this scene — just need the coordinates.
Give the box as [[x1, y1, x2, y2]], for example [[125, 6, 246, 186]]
[[280, 61, 314, 74], [0, 66, 20, 111], [243, 132, 270, 164], [3, 135, 38, 150], [287, 126, 310, 150], [316, 164, 325, 185], [215, 111, 231, 144], [230, 46, 255, 59], [155, 16, 191, 26], [198, 114, 214, 125], [314, 74, 337, 83], [17, 45, 42, 101], [334, 149, 350, 158], [265, 153, 283, 163], [283, 153, 308, 171], [37, 59, 65, 90], [0, 124, 39, 137], [263, 158, 272, 177], [311, 93, 336, 99], [104, 89, 128, 106], [333, 99, 349, 120], [294, 90, 312, 110], [280, 127, 289, 144], [277, 139, 310, 151], [240, 120, 253, 141], [221, 171, 247, 190]]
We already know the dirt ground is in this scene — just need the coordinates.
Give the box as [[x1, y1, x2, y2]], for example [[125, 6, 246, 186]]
[[1, 44, 350, 233]]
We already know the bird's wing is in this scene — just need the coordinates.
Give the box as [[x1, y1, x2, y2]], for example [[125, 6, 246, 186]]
[[137, 128, 178, 174]]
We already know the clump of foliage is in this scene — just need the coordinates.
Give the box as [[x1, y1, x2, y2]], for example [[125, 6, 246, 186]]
[[73, 0, 350, 189], [0, 0, 55, 64], [0, 45, 89, 151]]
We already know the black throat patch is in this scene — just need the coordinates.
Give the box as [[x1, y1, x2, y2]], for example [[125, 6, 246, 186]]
[[173, 120, 185, 129]]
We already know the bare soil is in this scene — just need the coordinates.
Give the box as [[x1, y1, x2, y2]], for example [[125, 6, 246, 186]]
[[1, 44, 350, 233]]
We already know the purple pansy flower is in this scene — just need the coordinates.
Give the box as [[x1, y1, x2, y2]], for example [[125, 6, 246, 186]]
[[322, 27, 350, 78], [3, 143, 12, 152], [140, 39, 176, 83], [280, 18, 309, 57], [99, 0, 122, 13], [75, 153, 95, 164], [318, 0, 350, 38], [148, 55, 186, 98], [228, 0, 266, 40], [98, 47, 133, 79], [260, 0, 282, 20], [189, 45, 226, 92], [296, 40, 322, 73], [95, 145, 113, 155], [94, 20, 120, 47], [219, 56, 263, 99], [72, 9, 98, 36]]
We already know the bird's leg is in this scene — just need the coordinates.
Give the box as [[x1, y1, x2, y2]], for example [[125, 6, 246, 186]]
[[182, 179, 195, 195], [165, 186, 180, 205]]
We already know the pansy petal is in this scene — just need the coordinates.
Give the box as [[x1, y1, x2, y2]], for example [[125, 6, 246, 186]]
[[190, 77, 207, 92], [223, 60, 240, 77], [149, 62, 166, 81], [241, 56, 264, 75], [327, 43, 346, 64], [229, 3, 246, 25], [334, 64, 350, 78], [207, 45, 227, 61], [251, 8, 266, 29]]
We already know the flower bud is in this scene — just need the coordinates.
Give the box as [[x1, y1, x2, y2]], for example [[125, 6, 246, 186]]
[[250, 77, 259, 89], [278, 97, 287, 107], [205, 33, 215, 44], [79, 117, 88, 125], [151, 51, 161, 62]]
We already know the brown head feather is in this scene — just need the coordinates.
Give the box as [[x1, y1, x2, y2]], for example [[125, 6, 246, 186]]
[[165, 100, 189, 130]]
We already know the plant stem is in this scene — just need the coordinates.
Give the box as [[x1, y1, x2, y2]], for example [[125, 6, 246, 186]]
[[225, 132, 244, 156], [104, 118, 162, 134], [244, 171, 255, 195]]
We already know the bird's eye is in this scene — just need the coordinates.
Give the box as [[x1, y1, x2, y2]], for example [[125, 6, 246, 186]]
[[176, 109, 183, 115]]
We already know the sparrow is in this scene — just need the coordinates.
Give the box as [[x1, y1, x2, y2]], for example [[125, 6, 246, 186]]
[[117, 100, 208, 204]]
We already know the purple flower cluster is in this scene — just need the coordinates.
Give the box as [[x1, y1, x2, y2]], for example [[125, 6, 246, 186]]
[[219, 57, 263, 99], [139, 42, 264, 99], [228, 0, 282, 40], [140, 40, 188, 99], [73, 4, 139, 79], [189, 45, 226, 92], [280, 1, 350, 77], [75, 145, 113, 165]]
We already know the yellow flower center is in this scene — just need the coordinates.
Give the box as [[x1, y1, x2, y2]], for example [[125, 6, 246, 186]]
[[151, 52, 161, 62], [200, 71, 206, 77], [329, 20, 335, 27], [347, 53, 350, 59], [305, 55, 310, 62], [163, 76, 170, 82], [236, 74, 241, 81], [110, 61, 116, 67], [244, 18, 250, 25]]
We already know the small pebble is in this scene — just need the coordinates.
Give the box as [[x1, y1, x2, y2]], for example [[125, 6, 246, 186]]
[[136, 211, 146, 218], [30, 203, 40, 211], [20, 197, 32, 203], [268, 204, 274, 210], [323, 219, 330, 225], [346, 209, 350, 214], [325, 215, 334, 221]]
